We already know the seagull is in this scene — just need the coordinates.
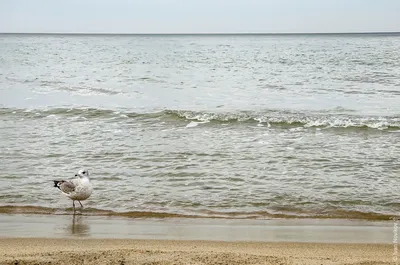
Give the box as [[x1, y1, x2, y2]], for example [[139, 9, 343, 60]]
[[53, 169, 93, 212]]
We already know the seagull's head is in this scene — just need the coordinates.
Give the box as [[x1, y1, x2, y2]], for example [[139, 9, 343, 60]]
[[75, 169, 89, 179]]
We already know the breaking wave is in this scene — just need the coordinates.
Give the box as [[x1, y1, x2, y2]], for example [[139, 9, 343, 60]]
[[1, 107, 399, 131]]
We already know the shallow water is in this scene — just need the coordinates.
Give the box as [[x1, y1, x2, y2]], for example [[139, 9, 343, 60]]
[[0, 33, 400, 220]]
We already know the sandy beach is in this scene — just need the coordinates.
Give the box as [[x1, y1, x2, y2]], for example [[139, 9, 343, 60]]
[[0, 238, 395, 265], [0, 214, 397, 264]]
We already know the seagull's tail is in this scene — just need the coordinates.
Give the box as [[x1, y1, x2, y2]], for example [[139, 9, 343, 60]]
[[53, 180, 62, 189]]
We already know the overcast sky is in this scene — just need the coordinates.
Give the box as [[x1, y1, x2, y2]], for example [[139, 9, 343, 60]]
[[1, 0, 399, 33]]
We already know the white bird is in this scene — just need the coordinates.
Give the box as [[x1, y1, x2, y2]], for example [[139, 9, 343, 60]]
[[53, 169, 93, 212]]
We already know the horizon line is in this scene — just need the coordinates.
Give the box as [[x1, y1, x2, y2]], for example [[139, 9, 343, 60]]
[[1, 31, 400, 36]]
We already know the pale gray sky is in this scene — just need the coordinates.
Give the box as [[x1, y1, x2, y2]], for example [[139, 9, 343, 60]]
[[1, 0, 399, 33]]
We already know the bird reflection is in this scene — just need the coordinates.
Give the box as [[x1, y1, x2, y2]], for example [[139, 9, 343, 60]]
[[66, 213, 90, 236]]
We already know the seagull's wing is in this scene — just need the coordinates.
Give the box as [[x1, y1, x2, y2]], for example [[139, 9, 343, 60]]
[[54, 180, 76, 194]]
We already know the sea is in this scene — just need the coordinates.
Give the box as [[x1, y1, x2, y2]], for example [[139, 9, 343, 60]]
[[0, 33, 399, 220]]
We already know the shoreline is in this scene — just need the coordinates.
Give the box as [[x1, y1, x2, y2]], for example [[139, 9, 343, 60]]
[[0, 205, 397, 221]]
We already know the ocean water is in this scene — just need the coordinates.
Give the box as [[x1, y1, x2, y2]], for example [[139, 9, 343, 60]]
[[0, 33, 400, 220]]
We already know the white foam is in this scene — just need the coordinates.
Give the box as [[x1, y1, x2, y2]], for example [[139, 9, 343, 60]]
[[186, 122, 197, 128], [185, 121, 206, 128]]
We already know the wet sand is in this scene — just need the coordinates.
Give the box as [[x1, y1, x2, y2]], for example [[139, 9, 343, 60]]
[[0, 214, 397, 264], [0, 214, 395, 243]]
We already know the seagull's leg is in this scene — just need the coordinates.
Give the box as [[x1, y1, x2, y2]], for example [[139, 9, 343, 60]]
[[72, 200, 76, 213], [78, 200, 83, 208]]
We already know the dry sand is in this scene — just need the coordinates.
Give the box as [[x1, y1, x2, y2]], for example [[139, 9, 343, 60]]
[[0, 238, 395, 265]]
